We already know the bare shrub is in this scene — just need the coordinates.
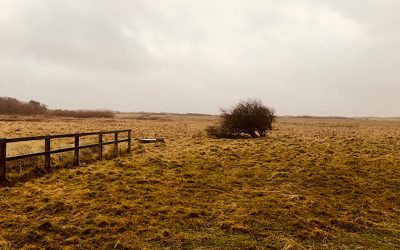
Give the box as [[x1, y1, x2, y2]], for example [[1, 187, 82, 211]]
[[207, 99, 276, 138]]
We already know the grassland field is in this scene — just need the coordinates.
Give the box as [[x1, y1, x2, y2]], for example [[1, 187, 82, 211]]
[[0, 114, 399, 249]]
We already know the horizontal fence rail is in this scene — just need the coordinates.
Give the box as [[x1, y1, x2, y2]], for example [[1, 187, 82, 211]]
[[0, 129, 132, 182]]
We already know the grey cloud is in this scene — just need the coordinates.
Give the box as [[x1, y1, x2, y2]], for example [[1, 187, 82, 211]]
[[0, 0, 399, 116]]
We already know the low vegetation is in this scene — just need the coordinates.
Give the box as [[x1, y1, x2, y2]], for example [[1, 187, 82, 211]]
[[207, 99, 276, 138], [0, 115, 399, 249], [49, 109, 114, 119]]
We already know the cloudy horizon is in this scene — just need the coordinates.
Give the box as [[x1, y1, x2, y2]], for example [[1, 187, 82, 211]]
[[1, 0, 399, 117]]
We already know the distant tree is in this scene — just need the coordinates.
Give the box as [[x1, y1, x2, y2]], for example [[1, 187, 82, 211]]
[[207, 99, 276, 138], [28, 100, 48, 114]]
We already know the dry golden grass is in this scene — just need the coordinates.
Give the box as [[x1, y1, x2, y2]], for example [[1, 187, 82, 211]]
[[0, 115, 399, 249]]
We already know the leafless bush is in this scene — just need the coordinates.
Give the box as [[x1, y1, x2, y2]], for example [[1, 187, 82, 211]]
[[207, 99, 276, 138]]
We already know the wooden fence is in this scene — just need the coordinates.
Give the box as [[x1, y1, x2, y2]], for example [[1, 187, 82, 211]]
[[0, 129, 131, 182]]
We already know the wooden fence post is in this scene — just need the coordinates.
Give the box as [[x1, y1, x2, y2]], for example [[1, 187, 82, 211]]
[[114, 132, 119, 156], [98, 132, 103, 161], [127, 130, 131, 153], [0, 139, 6, 182], [73, 135, 80, 166], [45, 136, 51, 171]]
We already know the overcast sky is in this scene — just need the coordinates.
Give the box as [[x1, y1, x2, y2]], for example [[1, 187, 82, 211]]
[[0, 0, 399, 116]]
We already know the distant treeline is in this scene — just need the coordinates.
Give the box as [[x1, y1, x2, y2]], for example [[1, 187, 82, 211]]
[[0, 97, 48, 115], [50, 109, 114, 118], [0, 97, 114, 118]]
